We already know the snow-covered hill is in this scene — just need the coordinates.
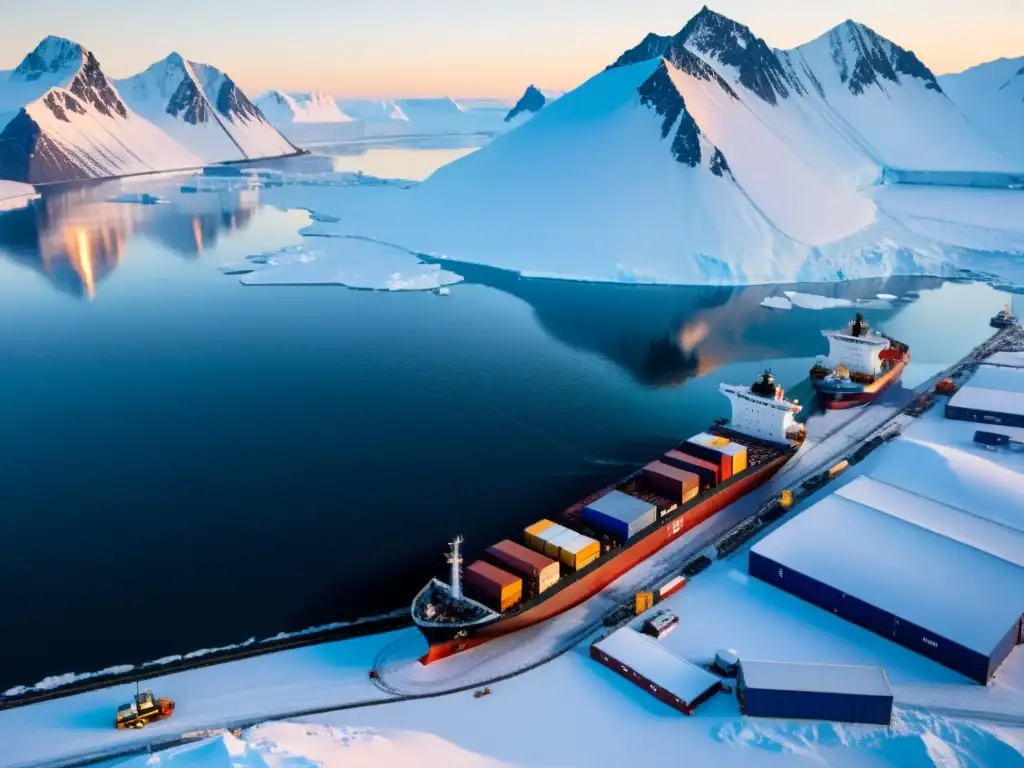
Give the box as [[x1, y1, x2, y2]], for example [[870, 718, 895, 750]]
[[941, 57, 1024, 166], [332, 6, 1018, 286], [255, 89, 354, 124], [504, 85, 564, 125], [116, 54, 296, 162], [338, 99, 409, 122], [0, 37, 202, 183], [338, 97, 508, 135]]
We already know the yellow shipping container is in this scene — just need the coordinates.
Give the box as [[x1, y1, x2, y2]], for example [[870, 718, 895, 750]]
[[635, 591, 654, 614], [524, 519, 555, 552], [558, 534, 601, 571], [780, 489, 794, 508], [828, 459, 849, 477], [730, 448, 748, 475]]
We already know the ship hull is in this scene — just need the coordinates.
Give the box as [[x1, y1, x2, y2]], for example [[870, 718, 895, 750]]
[[811, 352, 909, 410], [417, 450, 792, 663]]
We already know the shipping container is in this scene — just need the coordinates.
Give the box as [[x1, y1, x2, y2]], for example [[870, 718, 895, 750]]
[[687, 433, 748, 475], [661, 450, 720, 489], [541, 527, 580, 560], [582, 490, 658, 541], [524, 519, 555, 552], [635, 591, 655, 614], [974, 430, 1010, 448], [464, 561, 522, 613], [738, 659, 893, 726], [558, 532, 601, 571], [657, 575, 687, 600], [484, 540, 560, 594], [641, 461, 700, 505], [532, 523, 571, 557], [827, 459, 849, 477]]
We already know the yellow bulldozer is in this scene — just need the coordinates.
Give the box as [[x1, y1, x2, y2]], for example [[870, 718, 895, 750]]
[[115, 684, 175, 729]]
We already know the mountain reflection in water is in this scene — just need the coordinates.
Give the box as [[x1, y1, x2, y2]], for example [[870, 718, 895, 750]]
[[0, 186, 260, 299]]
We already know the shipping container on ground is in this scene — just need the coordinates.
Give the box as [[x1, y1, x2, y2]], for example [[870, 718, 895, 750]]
[[582, 490, 658, 542], [463, 561, 522, 614], [660, 449, 720, 489], [656, 575, 687, 601], [641, 461, 699, 505], [591, 628, 721, 715], [749, 489, 1024, 684], [484, 540, 560, 595], [738, 659, 893, 726]]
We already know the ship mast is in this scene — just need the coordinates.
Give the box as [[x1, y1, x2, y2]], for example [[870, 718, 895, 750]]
[[446, 535, 464, 600]]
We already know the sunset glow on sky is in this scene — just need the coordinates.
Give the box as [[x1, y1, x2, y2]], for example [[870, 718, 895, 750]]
[[2, 0, 1021, 98]]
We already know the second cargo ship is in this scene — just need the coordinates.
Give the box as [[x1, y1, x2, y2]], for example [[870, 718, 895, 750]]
[[810, 312, 910, 410], [412, 371, 806, 664]]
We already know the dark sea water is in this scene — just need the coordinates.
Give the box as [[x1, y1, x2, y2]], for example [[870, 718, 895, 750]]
[[0, 151, 1005, 690]]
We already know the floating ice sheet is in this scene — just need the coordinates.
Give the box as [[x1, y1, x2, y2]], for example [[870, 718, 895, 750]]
[[228, 238, 463, 292]]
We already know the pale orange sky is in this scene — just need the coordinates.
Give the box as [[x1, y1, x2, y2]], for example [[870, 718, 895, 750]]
[[3, 0, 1021, 98]]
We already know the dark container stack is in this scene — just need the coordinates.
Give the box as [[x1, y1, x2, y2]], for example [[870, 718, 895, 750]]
[[661, 449, 720, 489], [641, 461, 700, 504]]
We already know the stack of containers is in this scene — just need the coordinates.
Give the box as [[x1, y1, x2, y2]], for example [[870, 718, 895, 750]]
[[524, 520, 558, 552], [556, 532, 601, 572], [641, 460, 700, 505], [485, 540, 561, 595], [581, 490, 657, 542], [464, 561, 522, 613], [686, 433, 748, 477], [541, 527, 580, 560], [661, 449, 720, 489]]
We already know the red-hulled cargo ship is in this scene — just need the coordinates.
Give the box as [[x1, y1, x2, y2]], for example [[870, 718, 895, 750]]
[[412, 371, 806, 664], [809, 312, 910, 410]]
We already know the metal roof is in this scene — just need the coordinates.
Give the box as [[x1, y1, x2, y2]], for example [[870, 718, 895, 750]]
[[594, 629, 720, 704], [740, 659, 892, 697], [585, 490, 657, 525]]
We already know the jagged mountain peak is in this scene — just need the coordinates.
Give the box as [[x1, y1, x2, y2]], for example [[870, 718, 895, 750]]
[[504, 84, 546, 122], [13, 36, 86, 81], [807, 20, 943, 95], [606, 32, 673, 70]]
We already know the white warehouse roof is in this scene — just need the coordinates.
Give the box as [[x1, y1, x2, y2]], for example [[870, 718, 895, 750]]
[[948, 364, 1024, 418], [751, 493, 1024, 656], [593, 629, 720, 705], [740, 659, 892, 697], [835, 476, 1024, 569]]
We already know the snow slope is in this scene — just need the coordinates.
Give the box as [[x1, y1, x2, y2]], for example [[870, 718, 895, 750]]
[[116, 55, 296, 162], [941, 57, 1024, 166], [337, 99, 409, 122], [117, 723, 513, 768], [0, 37, 201, 183], [503, 85, 564, 125], [254, 90, 354, 124]]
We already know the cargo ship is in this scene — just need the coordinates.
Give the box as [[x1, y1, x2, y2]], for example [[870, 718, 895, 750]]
[[809, 313, 909, 410], [412, 371, 806, 664]]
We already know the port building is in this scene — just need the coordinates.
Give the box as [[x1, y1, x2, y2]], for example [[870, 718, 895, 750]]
[[591, 628, 722, 715], [750, 475, 1024, 684], [946, 363, 1024, 428], [738, 659, 893, 725]]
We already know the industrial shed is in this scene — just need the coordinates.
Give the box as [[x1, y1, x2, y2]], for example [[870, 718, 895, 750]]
[[946, 364, 1024, 428], [591, 628, 721, 715], [749, 491, 1024, 684], [984, 351, 1024, 369], [738, 659, 893, 725]]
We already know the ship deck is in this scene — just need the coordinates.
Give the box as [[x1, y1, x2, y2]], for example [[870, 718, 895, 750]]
[[414, 428, 794, 627]]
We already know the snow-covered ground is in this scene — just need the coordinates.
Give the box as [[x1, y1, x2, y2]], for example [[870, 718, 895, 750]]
[[0, 180, 39, 212]]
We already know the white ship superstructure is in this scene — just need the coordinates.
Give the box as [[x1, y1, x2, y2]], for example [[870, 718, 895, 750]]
[[719, 371, 803, 445], [820, 313, 889, 378]]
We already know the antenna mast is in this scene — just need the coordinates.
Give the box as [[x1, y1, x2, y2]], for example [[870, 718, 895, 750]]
[[447, 536, 464, 600]]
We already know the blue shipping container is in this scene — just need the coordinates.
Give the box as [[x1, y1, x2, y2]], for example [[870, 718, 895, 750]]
[[582, 491, 657, 541]]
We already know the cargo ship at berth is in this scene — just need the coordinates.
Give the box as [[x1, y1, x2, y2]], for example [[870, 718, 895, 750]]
[[412, 371, 806, 664], [809, 312, 909, 410]]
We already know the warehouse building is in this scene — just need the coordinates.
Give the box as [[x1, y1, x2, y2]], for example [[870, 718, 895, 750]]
[[591, 628, 722, 715], [749, 488, 1024, 684], [738, 659, 893, 725], [984, 351, 1024, 369], [946, 364, 1024, 428]]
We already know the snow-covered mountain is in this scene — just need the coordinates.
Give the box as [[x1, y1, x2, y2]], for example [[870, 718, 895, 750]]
[[255, 90, 354, 124], [941, 57, 1024, 165], [337, 99, 409, 122], [0, 37, 297, 183], [115, 54, 296, 162], [504, 85, 563, 124], [360, 7, 1024, 285], [0, 37, 201, 183]]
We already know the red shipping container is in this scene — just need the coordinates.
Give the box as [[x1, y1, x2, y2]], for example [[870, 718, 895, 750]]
[[662, 449, 720, 489], [679, 439, 733, 480], [464, 561, 523, 613], [642, 461, 699, 504], [485, 540, 560, 593]]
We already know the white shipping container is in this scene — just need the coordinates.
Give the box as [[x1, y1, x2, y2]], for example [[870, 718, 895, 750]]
[[658, 575, 686, 598]]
